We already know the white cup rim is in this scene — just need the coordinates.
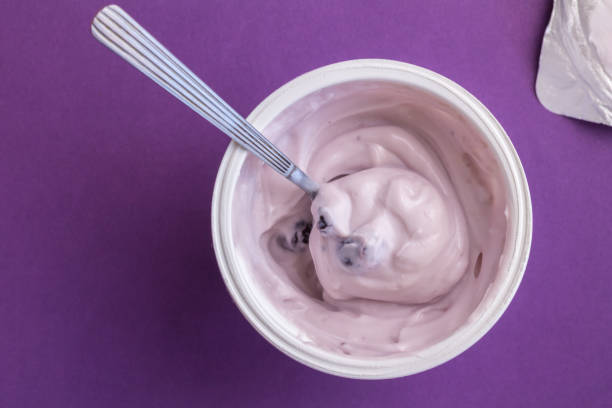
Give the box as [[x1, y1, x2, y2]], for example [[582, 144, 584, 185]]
[[212, 59, 532, 379]]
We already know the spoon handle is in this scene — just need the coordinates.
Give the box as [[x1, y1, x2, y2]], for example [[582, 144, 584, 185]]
[[92, 5, 319, 196]]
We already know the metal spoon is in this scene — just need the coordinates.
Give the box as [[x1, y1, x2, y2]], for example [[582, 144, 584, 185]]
[[91, 5, 319, 197]]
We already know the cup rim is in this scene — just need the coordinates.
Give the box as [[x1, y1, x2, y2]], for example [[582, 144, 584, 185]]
[[211, 59, 532, 379]]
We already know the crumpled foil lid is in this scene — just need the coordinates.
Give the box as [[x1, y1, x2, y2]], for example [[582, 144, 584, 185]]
[[536, 0, 612, 126]]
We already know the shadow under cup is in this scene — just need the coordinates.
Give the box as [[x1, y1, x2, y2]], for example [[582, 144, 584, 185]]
[[212, 59, 532, 379]]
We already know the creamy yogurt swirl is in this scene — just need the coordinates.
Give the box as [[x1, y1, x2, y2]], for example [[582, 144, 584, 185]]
[[311, 164, 469, 305], [232, 81, 508, 356]]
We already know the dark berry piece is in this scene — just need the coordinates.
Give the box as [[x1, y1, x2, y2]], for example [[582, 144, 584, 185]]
[[277, 219, 313, 252], [337, 236, 365, 268], [317, 215, 328, 230], [301, 223, 312, 244]]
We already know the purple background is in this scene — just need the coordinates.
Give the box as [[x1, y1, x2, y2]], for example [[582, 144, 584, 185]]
[[2, 0, 611, 406]]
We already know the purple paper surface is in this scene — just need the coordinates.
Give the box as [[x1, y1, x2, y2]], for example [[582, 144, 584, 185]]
[[2, 0, 611, 407]]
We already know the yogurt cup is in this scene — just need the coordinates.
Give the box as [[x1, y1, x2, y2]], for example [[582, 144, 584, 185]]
[[211, 59, 532, 379]]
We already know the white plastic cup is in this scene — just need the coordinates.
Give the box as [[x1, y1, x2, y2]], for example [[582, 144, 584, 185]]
[[212, 59, 532, 379]]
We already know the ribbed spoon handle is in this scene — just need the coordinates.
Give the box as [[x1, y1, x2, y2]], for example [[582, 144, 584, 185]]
[[91, 5, 319, 196]]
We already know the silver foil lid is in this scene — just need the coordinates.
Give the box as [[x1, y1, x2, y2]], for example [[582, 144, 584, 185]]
[[536, 0, 612, 126]]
